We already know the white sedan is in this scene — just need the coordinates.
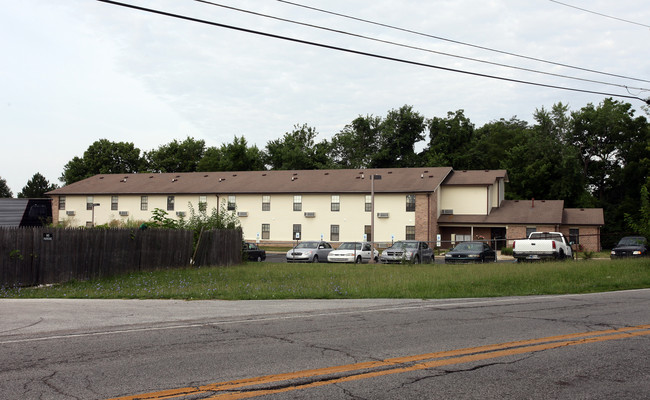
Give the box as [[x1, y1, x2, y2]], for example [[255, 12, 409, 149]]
[[327, 242, 379, 263]]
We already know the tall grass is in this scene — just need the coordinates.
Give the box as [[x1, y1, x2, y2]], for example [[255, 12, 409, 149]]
[[1, 259, 648, 300]]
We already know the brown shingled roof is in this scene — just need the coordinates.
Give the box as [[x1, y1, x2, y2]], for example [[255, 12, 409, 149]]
[[47, 167, 454, 195], [443, 169, 508, 185], [438, 199, 566, 225], [563, 208, 605, 226]]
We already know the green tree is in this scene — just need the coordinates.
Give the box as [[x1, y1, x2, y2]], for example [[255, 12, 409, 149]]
[[371, 105, 426, 168], [264, 124, 332, 170], [0, 176, 13, 198], [198, 136, 266, 171], [60, 139, 143, 185], [422, 110, 475, 168], [624, 182, 650, 238], [471, 117, 529, 170], [17, 173, 58, 198], [330, 115, 382, 169], [145, 137, 205, 173]]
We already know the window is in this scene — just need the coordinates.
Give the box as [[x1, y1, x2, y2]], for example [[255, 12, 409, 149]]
[[365, 225, 371, 242], [293, 224, 302, 240], [58, 196, 66, 210], [569, 228, 579, 245], [525, 227, 536, 238], [167, 196, 175, 211], [141, 196, 148, 211], [330, 225, 340, 241], [111, 195, 118, 211], [262, 223, 270, 239], [365, 195, 372, 212], [227, 195, 236, 211], [331, 195, 340, 212], [406, 194, 416, 212], [199, 196, 207, 212], [406, 226, 416, 240], [262, 195, 270, 211], [293, 195, 302, 211], [86, 196, 94, 211]]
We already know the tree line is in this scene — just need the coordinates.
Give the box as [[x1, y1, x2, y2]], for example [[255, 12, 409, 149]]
[[1, 98, 648, 246]]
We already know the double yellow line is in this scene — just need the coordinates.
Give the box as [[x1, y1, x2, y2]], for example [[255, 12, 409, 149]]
[[110, 324, 650, 400]]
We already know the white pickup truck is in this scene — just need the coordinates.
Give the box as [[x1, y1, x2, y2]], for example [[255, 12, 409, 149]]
[[512, 232, 573, 262]]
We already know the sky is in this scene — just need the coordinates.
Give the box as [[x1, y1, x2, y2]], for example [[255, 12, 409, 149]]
[[2, 0, 649, 195]]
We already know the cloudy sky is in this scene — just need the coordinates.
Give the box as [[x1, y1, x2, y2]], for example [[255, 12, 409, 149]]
[[2, 0, 649, 195]]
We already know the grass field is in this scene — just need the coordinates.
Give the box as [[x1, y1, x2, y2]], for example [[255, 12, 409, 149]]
[[2, 258, 648, 300]]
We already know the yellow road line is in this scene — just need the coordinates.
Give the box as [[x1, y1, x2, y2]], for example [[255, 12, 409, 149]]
[[108, 324, 650, 400]]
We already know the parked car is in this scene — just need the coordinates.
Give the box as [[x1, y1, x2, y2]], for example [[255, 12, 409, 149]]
[[286, 241, 334, 263], [445, 241, 497, 263], [512, 231, 573, 262], [243, 242, 266, 262], [610, 236, 648, 259], [379, 240, 434, 264], [328, 242, 379, 263]]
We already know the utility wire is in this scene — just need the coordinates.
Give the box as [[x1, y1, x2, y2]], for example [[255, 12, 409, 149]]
[[276, 0, 650, 85], [193, 0, 649, 92], [96, 0, 649, 105], [549, 0, 650, 29]]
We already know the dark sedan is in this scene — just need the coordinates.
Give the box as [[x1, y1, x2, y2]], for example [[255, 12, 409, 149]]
[[243, 242, 266, 262], [444, 241, 497, 263], [610, 236, 648, 259]]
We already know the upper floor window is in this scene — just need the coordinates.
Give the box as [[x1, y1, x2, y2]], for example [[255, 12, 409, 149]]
[[262, 195, 270, 211], [141, 196, 148, 211], [111, 195, 118, 211], [293, 195, 302, 211], [86, 196, 94, 211], [331, 195, 340, 212], [406, 194, 416, 212], [365, 195, 371, 212], [167, 196, 175, 211], [227, 195, 236, 211], [58, 196, 66, 210], [199, 195, 207, 212]]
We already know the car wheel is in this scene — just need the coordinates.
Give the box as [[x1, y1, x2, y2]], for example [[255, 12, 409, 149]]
[[413, 255, 420, 264], [256, 256, 262, 262], [312, 255, 319, 263], [355, 256, 362, 264]]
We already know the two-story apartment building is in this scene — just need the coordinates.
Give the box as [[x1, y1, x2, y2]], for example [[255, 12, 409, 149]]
[[47, 167, 604, 251]]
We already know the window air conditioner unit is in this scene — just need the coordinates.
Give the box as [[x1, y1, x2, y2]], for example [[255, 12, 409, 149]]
[[304, 211, 316, 218], [377, 212, 389, 218], [119, 211, 129, 216], [441, 209, 454, 215], [66, 211, 75, 216], [176, 211, 186, 217], [237, 211, 248, 217]]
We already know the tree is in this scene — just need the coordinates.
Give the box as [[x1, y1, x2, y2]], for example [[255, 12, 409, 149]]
[[18, 173, 58, 198], [0, 176, 12, 198], [421, 110, 475, 169], [471, 117, 529, 170], [329, 115, 382, 169], [264, 124, 332, 170], [198, 136, 266, 172], [371, 105, 426, 168], [60, 139, 144, 185], [624, 182, 650, 239], [144, 137, 205, 173]]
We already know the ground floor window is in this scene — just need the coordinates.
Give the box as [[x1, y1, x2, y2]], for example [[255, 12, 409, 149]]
[[141, 196, 148, 211], [525, 227, 536, 239], [293, 224, 301, 240], [330, 225, 339, 241], [262, 223, 270, 239], [569, 228, 579, 245], [406, 226, 415, 240], [365, 225, 371, 242]]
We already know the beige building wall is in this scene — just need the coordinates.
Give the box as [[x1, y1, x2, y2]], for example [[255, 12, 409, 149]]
[[440, 186, 487, 215]]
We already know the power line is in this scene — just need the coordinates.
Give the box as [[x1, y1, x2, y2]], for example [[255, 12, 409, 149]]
[[276, 0, 650, 85], [96, 0, 649, 105], [193, 0, 649, 93], [548, 0, 650, 29]]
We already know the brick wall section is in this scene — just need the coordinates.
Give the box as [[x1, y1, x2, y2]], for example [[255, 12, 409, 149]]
[[51, 196, 60, 223], [415, 193, 438, 243]]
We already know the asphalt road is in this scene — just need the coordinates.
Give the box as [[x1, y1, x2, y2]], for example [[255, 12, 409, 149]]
[[1, 290, 649, 399]]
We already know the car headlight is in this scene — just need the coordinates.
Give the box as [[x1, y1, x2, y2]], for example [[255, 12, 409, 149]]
[[633, 251, 642, 255], [610, 250, 616, 255]]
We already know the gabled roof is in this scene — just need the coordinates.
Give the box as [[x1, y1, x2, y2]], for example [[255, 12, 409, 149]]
[[438, 199, 566, 225], [443, 169, 509, 185], [47, 167, 454, 196], [563, 208, 605, 226]]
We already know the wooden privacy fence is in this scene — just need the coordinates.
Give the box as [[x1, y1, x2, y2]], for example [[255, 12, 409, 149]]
[[0, 227, 242, 287]]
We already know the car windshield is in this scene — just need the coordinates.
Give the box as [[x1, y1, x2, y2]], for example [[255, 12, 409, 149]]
[[339, 242, 361, 250], [454, 242, 482, 251], [392, 241, 417, 249], [296, 241, 319, 249], [618, 237, 647, 246]]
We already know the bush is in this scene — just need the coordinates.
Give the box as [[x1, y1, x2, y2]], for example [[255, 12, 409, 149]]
[[500, 247, 513, 256]]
